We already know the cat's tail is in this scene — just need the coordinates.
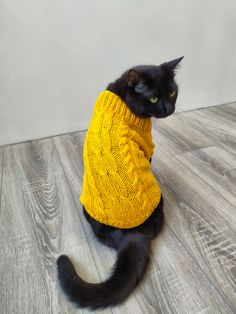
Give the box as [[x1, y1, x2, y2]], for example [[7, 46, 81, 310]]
[[57, 232, 150, 310]]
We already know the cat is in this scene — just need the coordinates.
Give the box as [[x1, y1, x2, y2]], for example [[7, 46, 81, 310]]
[[57, 56, 184, 309]]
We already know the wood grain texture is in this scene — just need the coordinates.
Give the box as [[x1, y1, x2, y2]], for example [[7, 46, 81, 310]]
[[151, 157, 236, 311], [1, 103, 236, 313], [152, 113, 216, 154], [175, 106, 236, 147], [0, 139, 111, 314], [176, 145, 236, 205], [151, 103, 236, 311], [150, 225, 234, 314], [0, 147, 4, 212]]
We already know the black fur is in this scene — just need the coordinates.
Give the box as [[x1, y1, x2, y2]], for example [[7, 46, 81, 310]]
[[107, 56, 183, 118], [57, 57, 183, 309], [57, 198, 164, 310], [57, 234, 150, 309]]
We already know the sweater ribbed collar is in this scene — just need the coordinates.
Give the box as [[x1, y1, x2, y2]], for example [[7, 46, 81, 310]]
[[95, 90, 152, 132]]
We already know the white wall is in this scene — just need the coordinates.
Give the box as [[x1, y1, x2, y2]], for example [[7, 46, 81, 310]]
[[0, 0, 236, 146]]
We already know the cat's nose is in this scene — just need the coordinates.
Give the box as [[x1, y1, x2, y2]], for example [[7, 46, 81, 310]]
[[162, 102, 173, 115]]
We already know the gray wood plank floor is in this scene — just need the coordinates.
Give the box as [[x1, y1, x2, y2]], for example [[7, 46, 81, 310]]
[[0, 103, 236, 314]]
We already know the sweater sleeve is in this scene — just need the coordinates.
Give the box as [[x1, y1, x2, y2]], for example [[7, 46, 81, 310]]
[[128, 137, 161, 210], [149, 140, 155, 157]]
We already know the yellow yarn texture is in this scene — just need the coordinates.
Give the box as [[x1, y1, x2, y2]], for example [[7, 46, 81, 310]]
[[80, 91, 161, 228]]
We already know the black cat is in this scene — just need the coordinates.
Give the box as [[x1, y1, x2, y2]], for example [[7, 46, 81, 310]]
[[57, 56, 183, 309]]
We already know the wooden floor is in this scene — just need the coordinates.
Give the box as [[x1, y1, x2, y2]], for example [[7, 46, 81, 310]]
[[0, 103, 236, 314]]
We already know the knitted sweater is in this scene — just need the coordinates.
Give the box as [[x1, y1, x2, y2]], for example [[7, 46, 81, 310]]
[[80, 90, 161, 228]]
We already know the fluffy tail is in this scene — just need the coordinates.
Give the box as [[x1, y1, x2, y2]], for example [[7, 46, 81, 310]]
[[57, 233, 150, 309]]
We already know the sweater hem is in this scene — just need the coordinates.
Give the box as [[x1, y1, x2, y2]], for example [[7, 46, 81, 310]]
[[81, 193, 161, 229]]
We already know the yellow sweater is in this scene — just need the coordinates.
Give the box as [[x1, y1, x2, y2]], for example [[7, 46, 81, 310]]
[[80, 90, 161, 228]]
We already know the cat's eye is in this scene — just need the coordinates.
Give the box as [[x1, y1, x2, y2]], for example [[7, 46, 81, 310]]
[[149, 97, 158, 104], [170, 90, 176, 97]]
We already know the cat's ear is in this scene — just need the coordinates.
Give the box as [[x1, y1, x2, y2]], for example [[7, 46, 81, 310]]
[[162, 56, 184, 74], [127, 69, 142, 87], [127, 69, 148, 93]]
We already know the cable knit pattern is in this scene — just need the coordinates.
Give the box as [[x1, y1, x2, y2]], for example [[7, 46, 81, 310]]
[[80, 90, 161, 228]]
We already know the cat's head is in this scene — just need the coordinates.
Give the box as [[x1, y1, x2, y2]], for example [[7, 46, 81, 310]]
[[108, 57, 183, 118]]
